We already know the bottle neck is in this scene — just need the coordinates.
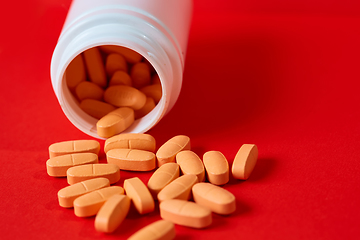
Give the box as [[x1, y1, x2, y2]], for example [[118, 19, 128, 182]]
[[51, 9, 183, 138]]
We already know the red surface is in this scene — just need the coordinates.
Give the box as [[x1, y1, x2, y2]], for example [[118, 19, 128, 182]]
[[1, 1, 360, 239]]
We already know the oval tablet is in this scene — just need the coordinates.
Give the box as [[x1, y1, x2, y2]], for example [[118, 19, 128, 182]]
[[48, 140, 100, 158], [192, 182, 236, 215], [80, 99, 116, 119], [83, 47, 107, 88], [140, 84, 162, 104], [75, 81, 104, 101], [99, 45, 143, 64], [95, 194, 130, 233], [156, 135, 191, 167], [232, 144, 258, 180], [57, 178, 110, 208], [134, 97, 156, 119], [107, 149, 156, 171], [128, 220, 176, 240], [46, 152, 98, 177], [160, 199, 212, 229], [203, 151, 229, 185], [96, 107, 135, 138], [147, 163, 180, 199], [105, 53, 127, 77], [66, 54, 86, 92], [109, 70, 132, 87], [104, 133, 156, 154], [124, 177, 155, 214], [176, 150, 205, 182], [104, 85, 147, 110], [66, 163, 120, 185], [131, 62, 151, 89], [157, 174, 198, 202], [73, 186, 124, 217]]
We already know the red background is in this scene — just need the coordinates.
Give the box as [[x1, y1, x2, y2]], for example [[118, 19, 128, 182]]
[[1, 0, 360, 239]]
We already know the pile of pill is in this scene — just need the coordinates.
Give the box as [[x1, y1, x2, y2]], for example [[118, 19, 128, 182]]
[[46, 134, 258, 239], [65, 45, 162, 138]]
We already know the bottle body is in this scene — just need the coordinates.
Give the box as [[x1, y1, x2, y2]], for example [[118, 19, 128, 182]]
[[51, 0, 193, 139]]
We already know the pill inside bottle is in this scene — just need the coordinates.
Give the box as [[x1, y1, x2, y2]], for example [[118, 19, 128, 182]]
[[50, 0, 193, 139], [63, 46, 163, 139]]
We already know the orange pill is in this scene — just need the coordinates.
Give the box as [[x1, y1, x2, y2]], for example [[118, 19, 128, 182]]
[[79, 99, 116, 119], [128, 220, 176, 240], [176, 150, 205, 182], [147, 163, 180, 199], [66, 54, 86, 92], [104, 133, 156, 154], [46, 152, 98, 177], [160, 199, 212, 229], [73, 186, 124, 217], [83, 47, 107, 88], [232, 144, 258, 180], [107, 149, 156, 171], [57, 177, 110, 208], [192, 182, 236, 215], [96, 107, 135, 138], [131, 62, 151, 89], [99, 45, 142, 64], [109, 70, 132, 87], [203, 151, 229, 185], [104, 85, 147, 110], [95, 194, 130, 233], [140, 84, 162, 104], [134, 97, 156, 119], [157, 174, 198, 202], [75, 81, 104, 101], [49, 140, 100, 158], [124, 177, 155, 214], [156, 135, 191, 167], [105, 53, 127, 77], [66, 163, 120, 185]]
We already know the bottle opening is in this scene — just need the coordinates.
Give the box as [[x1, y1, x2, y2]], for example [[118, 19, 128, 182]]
[[62, 45, 164, 139]]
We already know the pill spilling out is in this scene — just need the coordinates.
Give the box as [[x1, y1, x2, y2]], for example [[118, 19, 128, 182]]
[[157, 174, 198, 202], [192, 182, 236, 215], [124, 177, 155, 215], [203, 150, 229, 185], [176, 150, 205, 182], [232, 144, 258, 180], [46, 152, 98, 177], [95, 194, 131, 233], [48, 140, 100, 158], [73, 186, 125, 217], [58, 177, 110, 208], [104, 133, 156, 154], [156, 135, 191, 167], [66, 163, 120, 185], [159, 199, 212, 229], [46, 134, 260, 236], [128, 220, 176, 240], [107, 148, 156, 171], [64, 46, 163, 138], [96, 107, 135, 138], [147, 162, 180, 199]]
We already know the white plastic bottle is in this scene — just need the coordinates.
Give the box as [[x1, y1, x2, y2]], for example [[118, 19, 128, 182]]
[[50, 0, 193, 139]]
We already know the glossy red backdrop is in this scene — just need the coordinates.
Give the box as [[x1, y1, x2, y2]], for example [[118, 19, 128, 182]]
[[1, 0, 360, 239]]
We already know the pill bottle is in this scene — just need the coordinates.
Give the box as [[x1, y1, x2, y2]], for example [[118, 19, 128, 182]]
[[50, 0, 193, 139]]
